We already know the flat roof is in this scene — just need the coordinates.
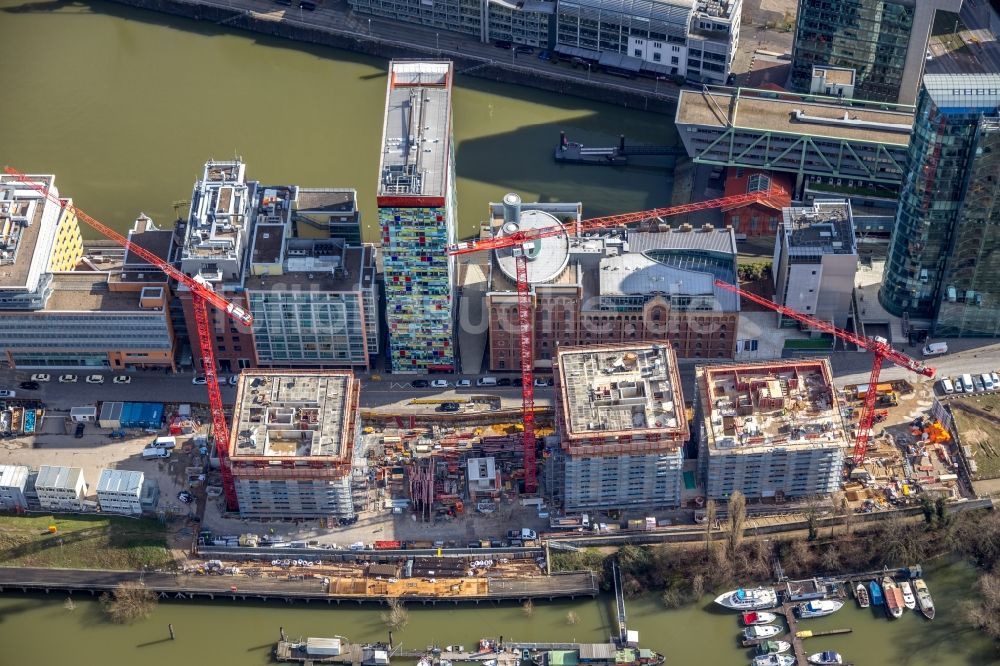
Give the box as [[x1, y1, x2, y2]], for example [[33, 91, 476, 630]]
[[296, 188, 357, 213], [44, 274, 151, 312], [781, 200, 856, 256], [182, 160, 253, 264], [628, 227, 737, 254], [923, 73, 1000, 113], [676, 88, 914, 146], [814, 66, 855, 86], [97, 469, 144, 495], [0, 464, 29, 489], [698, 359, 849, 454], [248, 243, 374, 292], [0, 174, 57, 291], [377, 61, 452, 199], [230, 371, 359, 462], [35, 465, 84, 491], [556, 343, 686, 440]]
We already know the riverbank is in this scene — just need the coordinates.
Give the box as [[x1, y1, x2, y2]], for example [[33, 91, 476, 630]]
[[102, 0, 678, 114]]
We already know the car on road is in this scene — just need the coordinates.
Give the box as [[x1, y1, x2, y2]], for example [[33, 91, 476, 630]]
[[456, 379, 472, 388], [74, 423, 85, 438], [534, 378, 548, 387], [497, 377, 512, 386], [430, 379, 451, 388], [0, 390, 16, 398], [511, 377, 522, 387], [538, 50, 551, 61], [411, 379, 430, 388], [18, 381, 40, 391], [58, 374, 78, 383], [436, 402, 461, 412], [494, 40, 512, 49], [192, 375, 207, 385], [86, 374, 104, 384], [30, 373, 51, 382], [113, 375, 131, 384], [514, 45, 534, 55]]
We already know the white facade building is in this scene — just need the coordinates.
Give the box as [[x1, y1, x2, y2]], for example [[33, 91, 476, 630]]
[[96, 469, 145, 515], [34, 465, 87, 511], [0, 464, 30, 511]]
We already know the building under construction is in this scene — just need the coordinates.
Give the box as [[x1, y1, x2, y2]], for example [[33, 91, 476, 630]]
[[547, 343, 689, 511], [228, 371, 360, 519], [695, 359, 847, 500]]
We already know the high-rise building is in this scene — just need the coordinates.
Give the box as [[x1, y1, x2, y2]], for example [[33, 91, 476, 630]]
[[790, 0, 961, 105], [880, 74, 1000, 335], [378, 61, 457, 373], [228, 371, 360, 520], [772, 200, 858, 330], [548, 343, 688, 511], [695, 359, 847, 500]]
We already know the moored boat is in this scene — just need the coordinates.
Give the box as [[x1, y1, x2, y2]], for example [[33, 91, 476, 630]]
[[533, 645, 664, 666], [807, 651, 843, 665], [882, 576, 904, 619], [715, 587, 778, 611], [743, 625, 782, 641], [752, 654, 795, 666], [756, 640, 792, 655], [914, 578, 936, 620], [868, 580, 884, 606], [900, 580, 917, 610], [855, 582, 870, 608], [795, 599, 844, 619], [742, 611, 778, 626]]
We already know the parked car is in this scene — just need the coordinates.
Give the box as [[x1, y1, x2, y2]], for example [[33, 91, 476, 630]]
[[19, 381, 40, 391], [30, 374, 51, 382], [0, 390, 15, 398], [86, 374, 104, 384], [494, 40, 512, 49], [113, 375, 131, 384], [497, 377, 512, 387], [537, 50, 552, 61], [74, 423, 85, 438], [430, 379, 451, 388], [940, 378, 955, 394], [192, 375, 207, 385], [456, 379, 472, 388], [534, 378, 549, 387], [411, 379, 430, 388], [228, 375, 239, 386], [514, 45, 534, 55], [511, 377, 523, 387], [436, 402, 461, 412], [58, 374, 78, 383]]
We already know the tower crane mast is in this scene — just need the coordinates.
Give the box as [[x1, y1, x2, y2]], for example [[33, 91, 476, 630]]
[[448, 187, 788, 493], [4, 167, 250, 510], [712, 280, 935, 464]]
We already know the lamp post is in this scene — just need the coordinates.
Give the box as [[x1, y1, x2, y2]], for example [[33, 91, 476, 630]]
[[436, 32, 440, 53], [587, 62, 592, 80], [368, 17, 372, 34]]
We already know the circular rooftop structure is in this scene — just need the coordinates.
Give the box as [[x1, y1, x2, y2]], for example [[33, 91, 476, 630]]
[[494, 208, 571, 285]]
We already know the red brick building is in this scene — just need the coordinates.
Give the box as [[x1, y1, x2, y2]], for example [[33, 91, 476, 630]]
[[721, 168, 793, 236]]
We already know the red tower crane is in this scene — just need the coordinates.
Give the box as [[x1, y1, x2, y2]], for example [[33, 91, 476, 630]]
[[3, 167, 250, 510], [712, 280, 936, 464], [448, 187, 787, 493]]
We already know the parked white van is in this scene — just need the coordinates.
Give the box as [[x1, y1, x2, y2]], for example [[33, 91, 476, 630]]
[[981, 373, 995, 391], [153, 436, 176, 449], [940, 378, 955, 394], [476, 377, 498, 387], [960, 374, 975, 393], [922, 342, 948, 356]]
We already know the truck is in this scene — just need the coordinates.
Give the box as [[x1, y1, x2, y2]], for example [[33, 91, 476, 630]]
[[922, 341, 948, 356], [507, 528, 538, 541], [142, 447, 169, 459], [549, 514, 590, 530], [854, 383, 895, 400], [153, 436, 176, 449]]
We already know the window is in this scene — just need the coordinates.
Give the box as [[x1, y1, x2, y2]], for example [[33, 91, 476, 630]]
[[634, 49, 643, 57], [653, 53, 661, 62], [747, 173, 771, 194]]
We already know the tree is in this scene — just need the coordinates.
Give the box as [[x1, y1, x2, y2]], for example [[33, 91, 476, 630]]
[[704, 498, 717, 554], [99, 582, 157, 624], [566, 611, 580, 625], [381, 596, 409, 631], [522, 599, 535, 617], [726, 491, 747, 557]]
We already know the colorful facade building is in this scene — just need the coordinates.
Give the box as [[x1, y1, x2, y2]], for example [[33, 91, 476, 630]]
[[378, 61, 457, 373]]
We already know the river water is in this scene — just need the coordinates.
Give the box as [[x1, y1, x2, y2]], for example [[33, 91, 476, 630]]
[[0, 559, 995, 665], [0, 0, 674, 240]]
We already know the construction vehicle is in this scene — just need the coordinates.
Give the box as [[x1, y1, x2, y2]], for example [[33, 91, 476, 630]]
[[447, 186, 788, 492], [713, 281, 936, 465], [5, 167, 250, 510]]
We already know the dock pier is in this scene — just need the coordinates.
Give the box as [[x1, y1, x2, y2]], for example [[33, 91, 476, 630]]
[[275, 641, 523, 666], [553, 132, 684, 166]]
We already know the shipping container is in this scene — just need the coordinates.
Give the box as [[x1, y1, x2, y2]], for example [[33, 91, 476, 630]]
[[374, 540, 402, 550]]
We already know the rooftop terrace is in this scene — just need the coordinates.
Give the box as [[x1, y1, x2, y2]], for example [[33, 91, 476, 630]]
[[698, 359, 849, 455], [0, 174, 57, 291], [781, 200, 857, 256], [377, 61, 452, 200], [182, 160, 253, 267], [556, 343, 686, 443], [230, 371, 359, 463]]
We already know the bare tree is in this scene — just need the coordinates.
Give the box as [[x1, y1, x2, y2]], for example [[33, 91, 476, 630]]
[[522, 599, 535, 618], [100, 582, 157, 624], [381, 596, 409, 631], [566, 611, 580, 625], [727, 491, 747, 557], [704, 499, 717, 554]]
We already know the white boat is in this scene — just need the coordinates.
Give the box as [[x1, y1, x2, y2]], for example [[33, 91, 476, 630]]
[[752, 655, 795, 666], [914, 578, 936, 620], [715, 587, 778, 611], [883, 576, 904, 619], [900, 580, 917, 610], [807, 652, 843, 665], [743, 625, 782, 641], [742, 611, 778, 625], [796, 599, 844, 619], [855, 582, 870, 608], [756, 640, 792, 655]]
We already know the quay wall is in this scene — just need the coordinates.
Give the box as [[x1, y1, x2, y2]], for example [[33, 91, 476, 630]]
[[104, 0, 678, 114]]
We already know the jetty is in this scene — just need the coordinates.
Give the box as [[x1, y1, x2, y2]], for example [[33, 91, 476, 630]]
[[553, 132, 685, 165]]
